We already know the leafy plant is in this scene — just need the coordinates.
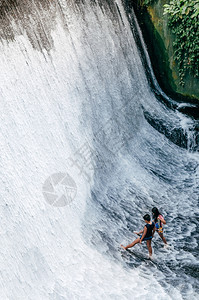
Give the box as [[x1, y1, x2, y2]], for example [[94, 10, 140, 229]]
[[164, 0, 199, 85]]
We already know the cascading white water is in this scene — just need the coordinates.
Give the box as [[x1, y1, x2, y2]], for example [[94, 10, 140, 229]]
[[0, 0, 198, 299]]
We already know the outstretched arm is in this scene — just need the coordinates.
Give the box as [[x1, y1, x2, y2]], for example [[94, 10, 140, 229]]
[[134, 229, 144, 235], [140, 226, 147, 243]]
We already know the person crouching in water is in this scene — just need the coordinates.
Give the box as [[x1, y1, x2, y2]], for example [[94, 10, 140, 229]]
[[121, 214, 155, 257], [152, 207, 167, 245]]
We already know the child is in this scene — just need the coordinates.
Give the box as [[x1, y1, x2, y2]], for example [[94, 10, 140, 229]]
[[152, 207, 167, 245], [121, 214, 155, 257]]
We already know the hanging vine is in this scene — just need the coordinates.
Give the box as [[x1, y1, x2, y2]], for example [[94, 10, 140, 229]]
[[139, 0, 199, 86], [163, 0, 199, 86]]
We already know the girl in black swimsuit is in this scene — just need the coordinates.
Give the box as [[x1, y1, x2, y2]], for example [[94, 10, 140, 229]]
[[121, 214, 155, 257]]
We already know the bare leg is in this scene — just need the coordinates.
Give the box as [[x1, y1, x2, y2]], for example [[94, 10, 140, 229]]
[[121, 237, 140, 250], [158, 232, 167, 244], [146, 240, 152, 257]]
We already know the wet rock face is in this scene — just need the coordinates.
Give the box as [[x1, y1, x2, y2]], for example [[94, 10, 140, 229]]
[[144, 110, 199, 151], [0, 0, 57, 51], [123, 0, 199, 102]]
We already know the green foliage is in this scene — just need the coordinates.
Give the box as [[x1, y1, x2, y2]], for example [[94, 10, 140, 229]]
[[163, 0, 199, 85]]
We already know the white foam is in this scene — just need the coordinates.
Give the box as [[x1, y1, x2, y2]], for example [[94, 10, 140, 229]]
[[0, 1, 198, 299]]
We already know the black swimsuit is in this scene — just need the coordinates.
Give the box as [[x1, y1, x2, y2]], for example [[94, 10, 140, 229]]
[[140, 222, 155, 241]]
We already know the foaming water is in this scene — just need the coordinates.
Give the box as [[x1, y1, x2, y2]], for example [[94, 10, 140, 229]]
[[0, 0, 198, 299]]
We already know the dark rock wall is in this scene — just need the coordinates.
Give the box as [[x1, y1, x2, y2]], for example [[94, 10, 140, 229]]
[[123, 0, 199, 101]]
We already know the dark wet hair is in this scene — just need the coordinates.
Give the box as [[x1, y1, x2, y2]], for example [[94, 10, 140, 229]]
[[143, 214, 150, 222], [152, 207, 160, 223]]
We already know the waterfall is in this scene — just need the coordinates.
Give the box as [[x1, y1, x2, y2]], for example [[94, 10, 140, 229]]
[[0, 0, 198, 299]]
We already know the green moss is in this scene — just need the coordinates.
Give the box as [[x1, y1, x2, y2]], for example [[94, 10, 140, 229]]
[[164, 0, 199, 85], [134, 0, 199, 100], [137, 6, 177, 94]]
